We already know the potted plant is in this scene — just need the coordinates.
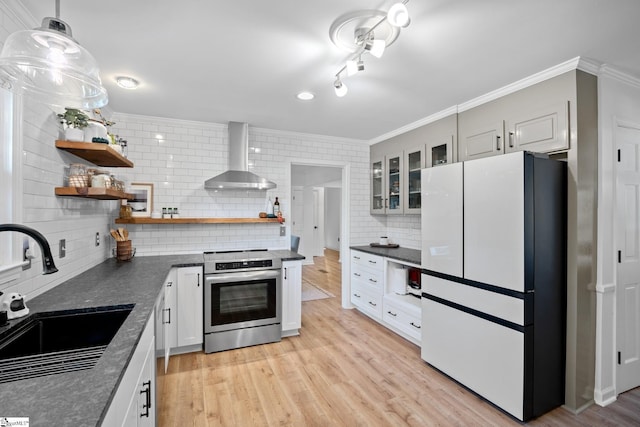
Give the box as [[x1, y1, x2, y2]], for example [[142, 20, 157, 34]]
[[57, 108, 90, 141]]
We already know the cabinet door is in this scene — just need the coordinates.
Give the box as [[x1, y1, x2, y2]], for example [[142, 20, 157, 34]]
[[371, 156, 385, 214], [164, 269, 176, 365], [464, 152, 525, 291], [281, 261, 302, 334], [426, 135, 454, 167], [176, 266, 203, 347], [459, 121, 504, 161], [505, 101, 569, 154], [386, 153, 403, 214], [404, 146, 424, 214]]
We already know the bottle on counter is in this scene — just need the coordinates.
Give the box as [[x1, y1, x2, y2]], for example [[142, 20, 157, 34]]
[[273, 197, 280, 215]]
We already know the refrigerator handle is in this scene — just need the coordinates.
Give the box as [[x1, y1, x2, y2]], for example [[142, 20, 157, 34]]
[[496, 135, 501, 151]]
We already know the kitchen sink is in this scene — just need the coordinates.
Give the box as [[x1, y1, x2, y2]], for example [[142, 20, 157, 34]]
[[0, 304, 134, 383]]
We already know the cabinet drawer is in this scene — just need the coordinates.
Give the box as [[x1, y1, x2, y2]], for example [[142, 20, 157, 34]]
[[383, 296, 422, 341], [351, 263, 383, 291], [350, 250, 383, 272], [351, 282, 383, 319]]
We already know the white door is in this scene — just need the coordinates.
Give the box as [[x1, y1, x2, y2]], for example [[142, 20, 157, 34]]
[[616, 123, 640, 394], [463, 152, 525, 291], [313, 188, 325, 256], [292, 188, 304, 238]]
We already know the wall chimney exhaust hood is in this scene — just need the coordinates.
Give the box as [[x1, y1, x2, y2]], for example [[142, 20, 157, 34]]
[[204, 122, 276, 190]]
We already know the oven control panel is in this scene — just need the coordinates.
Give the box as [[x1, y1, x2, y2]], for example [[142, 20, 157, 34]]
[[215, 259, 273, 271]]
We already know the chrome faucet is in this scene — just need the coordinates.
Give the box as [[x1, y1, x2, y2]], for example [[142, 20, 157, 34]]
[[0, 224, 58, 274]]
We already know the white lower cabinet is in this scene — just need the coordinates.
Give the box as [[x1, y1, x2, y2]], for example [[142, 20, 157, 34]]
[[383, 295, 422, 342], [282, 260, 302, 336], [102, 316, 156, 426], [350, 249, 421, 345], [176, 266, 203, 348]]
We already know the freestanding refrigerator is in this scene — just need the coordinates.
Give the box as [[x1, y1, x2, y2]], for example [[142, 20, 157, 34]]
[[420, 151, 566, 421]]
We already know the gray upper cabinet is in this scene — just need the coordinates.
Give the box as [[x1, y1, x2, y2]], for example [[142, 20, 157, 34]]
[[371, 114, 457, 215], [371, 152, 404, 215], [459, 72, 576, 162], [504, 101, 569, 153], [459, 121, 505, 161]]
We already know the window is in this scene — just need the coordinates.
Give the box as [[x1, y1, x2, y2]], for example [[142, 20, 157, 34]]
[[0, 87, 23, 281]]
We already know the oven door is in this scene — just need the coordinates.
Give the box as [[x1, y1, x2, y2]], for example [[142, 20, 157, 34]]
[[204, 269, 281, 333]]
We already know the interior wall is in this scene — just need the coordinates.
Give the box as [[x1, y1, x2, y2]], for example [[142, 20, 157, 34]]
[[325, 188, 341, 250], [0, 7, 113, 300], [111, 114, 373, 254]]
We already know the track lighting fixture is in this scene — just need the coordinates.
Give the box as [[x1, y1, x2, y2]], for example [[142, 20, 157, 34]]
[[329, 1, 410, 97]]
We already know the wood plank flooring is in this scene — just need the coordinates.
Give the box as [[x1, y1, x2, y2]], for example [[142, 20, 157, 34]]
[[158, 249, 640, 426]]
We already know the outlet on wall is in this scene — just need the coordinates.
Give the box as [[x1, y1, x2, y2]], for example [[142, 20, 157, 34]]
[[280, 226, 286, 236], [59, 239, 66, 258], [95, 232, 100, 247]]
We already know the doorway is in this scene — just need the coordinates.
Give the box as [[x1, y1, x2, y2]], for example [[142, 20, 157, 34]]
[[289, 161, 350, 309], [290, 164, 343, 263]]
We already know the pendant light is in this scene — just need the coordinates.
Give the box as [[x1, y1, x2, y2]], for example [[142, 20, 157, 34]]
[[0, 0, 108, 109]]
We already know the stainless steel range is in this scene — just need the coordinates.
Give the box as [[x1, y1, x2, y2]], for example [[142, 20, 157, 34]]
[[203, 250, 282, 353]]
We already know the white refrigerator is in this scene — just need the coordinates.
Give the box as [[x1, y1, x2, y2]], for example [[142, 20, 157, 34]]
[[420, 151, 566, 421]]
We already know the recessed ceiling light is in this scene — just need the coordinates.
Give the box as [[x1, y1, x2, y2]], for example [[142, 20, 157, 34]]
[[296, 91, 314, 101], [116, 76, 140, 89]]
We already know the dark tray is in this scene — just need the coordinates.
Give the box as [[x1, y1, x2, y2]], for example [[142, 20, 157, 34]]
[[369, 243, 399, 248]]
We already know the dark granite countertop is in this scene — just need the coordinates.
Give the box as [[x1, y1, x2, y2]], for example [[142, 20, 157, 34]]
[[350, 245, 421, 266], [0, 250, 305, 426], [0, 254, 202, 426]]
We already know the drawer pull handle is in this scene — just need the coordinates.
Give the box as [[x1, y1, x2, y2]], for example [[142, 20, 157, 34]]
[[353, 293, 361, 298], [496, 135, 501, 151], [387, 311, 397, 317], [163, 308, 171, 324], [368, 301, 377, 307], [509, 131, 514, 148], [369, 278, 377, 283], [368, 260, 377, 264], [353, 256, 361, 260], [354, 272, 361, 277], [166, 281, 173, 287], [410, 322, 421, 329]]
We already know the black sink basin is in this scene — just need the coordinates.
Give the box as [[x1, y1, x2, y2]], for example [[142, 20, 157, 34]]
[[0, 305, 134, 383]]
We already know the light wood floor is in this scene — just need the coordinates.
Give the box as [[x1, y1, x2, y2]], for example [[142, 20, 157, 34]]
[[158, 249, 640, 426]]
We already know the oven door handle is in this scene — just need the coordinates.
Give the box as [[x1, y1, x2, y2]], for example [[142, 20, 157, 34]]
[[205, 269, 280, 284]]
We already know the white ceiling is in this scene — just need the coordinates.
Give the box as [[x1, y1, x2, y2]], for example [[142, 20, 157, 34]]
[[16, 0, 640, 141]]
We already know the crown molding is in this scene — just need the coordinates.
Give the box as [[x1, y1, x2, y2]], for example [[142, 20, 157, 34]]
[[369, 105, 458, 145], [599, 65, 640, 89]]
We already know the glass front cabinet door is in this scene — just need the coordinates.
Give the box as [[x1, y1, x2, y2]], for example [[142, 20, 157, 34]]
[[371, 153, 404, 214], [386, 154, 403, 214], [404, 146, 424, 214], [371, 157, 385, 214], [426, 136, 454, 168]]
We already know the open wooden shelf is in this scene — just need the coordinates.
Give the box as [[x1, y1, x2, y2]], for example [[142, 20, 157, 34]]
[[55, 140, 134, 167], [55, 187, 133, 200], [115, 217, 284, 224]]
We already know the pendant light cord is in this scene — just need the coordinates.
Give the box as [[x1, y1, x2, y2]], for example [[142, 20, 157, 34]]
[[55, 0, 60, 19]]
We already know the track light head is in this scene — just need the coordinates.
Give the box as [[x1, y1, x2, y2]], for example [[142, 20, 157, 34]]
[[388, 3, 411, 28], [365, 39, 386, 58], [334, 77, 348, 97]]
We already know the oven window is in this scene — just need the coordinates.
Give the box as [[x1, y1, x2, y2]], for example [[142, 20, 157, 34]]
[[211, 278, 277, 325]]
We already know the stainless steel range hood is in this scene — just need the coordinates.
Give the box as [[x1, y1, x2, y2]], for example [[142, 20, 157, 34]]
[[204, 122, 276, 190]]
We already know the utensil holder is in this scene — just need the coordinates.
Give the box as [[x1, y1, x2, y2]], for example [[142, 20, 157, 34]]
[[116, 240, 134, 261]]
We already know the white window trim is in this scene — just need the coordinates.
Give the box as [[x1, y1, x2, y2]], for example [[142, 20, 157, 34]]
[[0, 89, 24, 285]]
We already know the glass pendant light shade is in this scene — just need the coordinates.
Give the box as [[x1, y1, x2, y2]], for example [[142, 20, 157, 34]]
[[0, 17, 108, 109]]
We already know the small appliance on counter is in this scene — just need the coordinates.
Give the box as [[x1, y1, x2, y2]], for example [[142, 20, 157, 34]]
[[0, 291, 29, 320]]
